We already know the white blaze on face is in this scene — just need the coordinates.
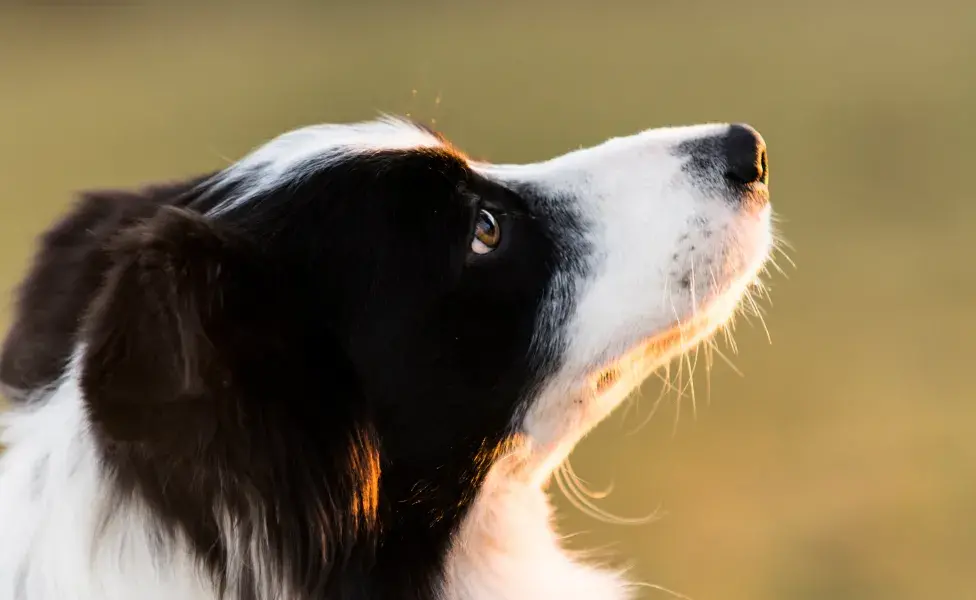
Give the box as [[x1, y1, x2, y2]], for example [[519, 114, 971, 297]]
[[481, 123, 774, 481], [207, 117, 446, 217]]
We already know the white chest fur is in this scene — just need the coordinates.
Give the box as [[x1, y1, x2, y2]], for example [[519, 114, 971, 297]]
[[0, 380, 213, 600], [0, 379, 633, 600]]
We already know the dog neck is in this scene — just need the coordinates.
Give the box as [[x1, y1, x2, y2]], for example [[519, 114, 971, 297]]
[[0, 376, 633, 600], [442, 458, 634, 600]]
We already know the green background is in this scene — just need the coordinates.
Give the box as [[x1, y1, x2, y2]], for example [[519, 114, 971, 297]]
[[1, 2, 974, 598]]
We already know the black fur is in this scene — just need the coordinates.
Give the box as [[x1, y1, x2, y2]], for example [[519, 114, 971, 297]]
[[0, 176, 212, 397], [2, 146, 580, 599]]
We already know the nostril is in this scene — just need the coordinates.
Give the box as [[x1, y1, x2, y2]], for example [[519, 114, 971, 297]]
[[758, 147, 768, 184], [723, 124, 768, 186]]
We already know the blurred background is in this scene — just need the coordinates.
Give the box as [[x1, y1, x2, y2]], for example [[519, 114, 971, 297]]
[[1, 1, 973, 598]]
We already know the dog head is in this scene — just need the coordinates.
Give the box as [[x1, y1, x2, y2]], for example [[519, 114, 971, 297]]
[[1, 117, 773, 596]]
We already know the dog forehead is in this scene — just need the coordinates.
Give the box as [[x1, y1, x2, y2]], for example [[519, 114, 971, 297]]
[[242, 117, 446, 169], [208, 117, 449, 216]]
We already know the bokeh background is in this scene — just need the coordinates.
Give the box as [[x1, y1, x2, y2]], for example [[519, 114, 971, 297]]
[[1, 1, 974, 598]]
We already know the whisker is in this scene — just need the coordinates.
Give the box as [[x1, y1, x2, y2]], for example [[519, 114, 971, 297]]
[[631, 581, 695, 600], [706, 338, 744, 377], [553, 464, 659, 525], [564, 458, 614, 499], [684, 266, 699, 422], [685, 349, 698, 422], [703, 340, 714, 406], [744, 288, 772, 344], [627, 368, 673, 435]]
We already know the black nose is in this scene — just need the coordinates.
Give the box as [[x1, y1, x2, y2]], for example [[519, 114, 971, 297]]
[[723, 124, 768, 185]]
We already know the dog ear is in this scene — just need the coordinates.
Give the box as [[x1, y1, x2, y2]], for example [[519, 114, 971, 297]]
[[78, 205, 384, 592], [0, 175, 213, 401], [79, 204, 264, 452]]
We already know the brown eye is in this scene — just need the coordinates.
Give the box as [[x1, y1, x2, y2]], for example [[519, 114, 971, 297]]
[[471, 209, 501, 255]]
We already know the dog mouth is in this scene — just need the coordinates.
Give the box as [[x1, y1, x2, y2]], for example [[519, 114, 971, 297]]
[[649, 273, 757, 354], [590, 218, 772, 397], [590, 284, 755, 395], [739, 183, 770, 215]]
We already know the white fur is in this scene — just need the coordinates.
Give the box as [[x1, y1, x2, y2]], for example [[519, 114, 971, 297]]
[[207, 116, 444, 217], [0, 379, 632, 600], [0, 118, 772, 600], [442, 450, 636, 600], [478, 124, 772, 481], [0, 359, 214, 600], [0, 383, 27, 403]]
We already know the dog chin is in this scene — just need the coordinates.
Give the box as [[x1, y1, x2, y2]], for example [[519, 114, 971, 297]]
[[590, 219, 772, 415]]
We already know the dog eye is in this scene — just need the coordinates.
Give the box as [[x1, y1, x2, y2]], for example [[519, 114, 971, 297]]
[[471, 209, 501, 255]]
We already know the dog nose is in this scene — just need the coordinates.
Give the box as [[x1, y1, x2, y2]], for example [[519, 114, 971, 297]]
[[723, 124, 768, 186]]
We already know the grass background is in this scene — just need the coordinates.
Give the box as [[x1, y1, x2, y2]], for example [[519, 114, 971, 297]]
[[1, 1, 974, 598]]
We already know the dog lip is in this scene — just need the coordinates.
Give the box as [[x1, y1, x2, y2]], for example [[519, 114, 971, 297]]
[[737, 182, 770, 214]]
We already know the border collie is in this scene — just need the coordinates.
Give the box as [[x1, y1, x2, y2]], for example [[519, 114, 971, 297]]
[[0, 117, 773, 600]]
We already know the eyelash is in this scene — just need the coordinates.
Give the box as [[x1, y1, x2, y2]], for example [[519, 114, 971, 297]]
[[487, 209, 535, 221], [460, 185, 535, 221]]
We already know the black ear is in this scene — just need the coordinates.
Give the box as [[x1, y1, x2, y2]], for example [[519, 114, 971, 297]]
[[0, 175, 214, 401], [78, 206, 385, 593], [79, 205, 261, 451]]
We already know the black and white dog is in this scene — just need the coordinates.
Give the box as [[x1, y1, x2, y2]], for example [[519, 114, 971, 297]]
[[0, 117, 774, 599]]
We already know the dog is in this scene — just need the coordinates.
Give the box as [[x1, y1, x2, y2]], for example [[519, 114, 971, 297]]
[[0, 117, 774, 599]]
